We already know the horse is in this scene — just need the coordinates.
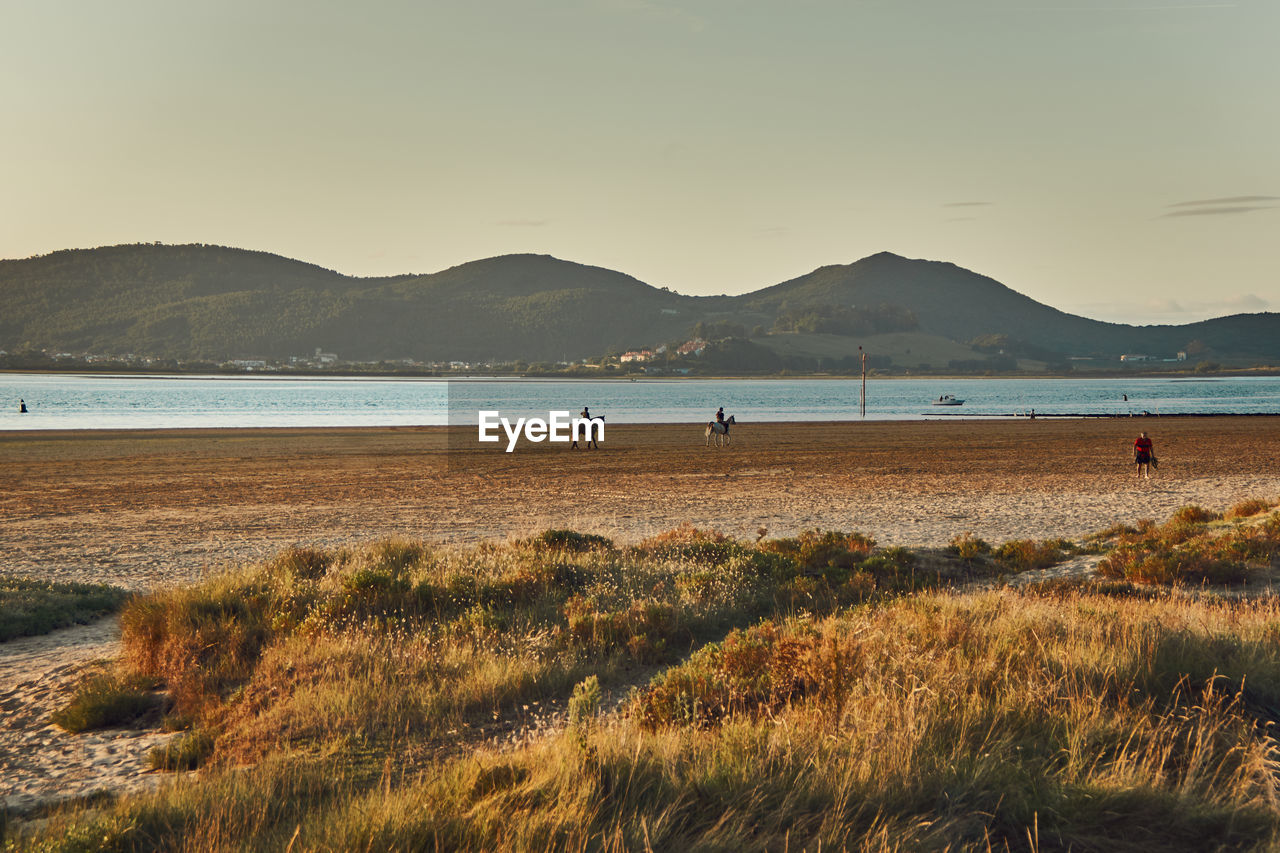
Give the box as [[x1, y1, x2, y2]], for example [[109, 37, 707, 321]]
[[571, 414, 605, 450], [705, 415, 735, 447]]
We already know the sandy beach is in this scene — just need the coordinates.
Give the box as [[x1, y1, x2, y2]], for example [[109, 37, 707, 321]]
[[3, 417, 1279, 590], [4, 416, 1280, 816]]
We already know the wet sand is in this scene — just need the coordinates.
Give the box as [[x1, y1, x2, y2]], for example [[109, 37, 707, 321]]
[[3, 418, 1279, 590]]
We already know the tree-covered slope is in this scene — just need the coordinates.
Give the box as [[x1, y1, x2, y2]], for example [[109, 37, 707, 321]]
[[3, 243, 1278, 364], [0, 245, 379, 359], [742, 252, 1134, 355], [0, 246, 699, 362]]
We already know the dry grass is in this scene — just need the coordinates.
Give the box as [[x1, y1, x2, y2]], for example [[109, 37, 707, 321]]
[[1098, 500, 1280, 586], [87, 529, 967, 767], [21, 508, 1280, 851], [26, 588, 1280, 852], [1229, 499, 1274, 521]]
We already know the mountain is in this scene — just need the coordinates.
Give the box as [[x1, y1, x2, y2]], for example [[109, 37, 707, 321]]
[[744, 252, 1280, 361], [0, 245, 700, 362], [1, 243, 1277, 366], [356, 254, 702, 362], [0, 245, 376, 360], [744, 252, 1128, 354]]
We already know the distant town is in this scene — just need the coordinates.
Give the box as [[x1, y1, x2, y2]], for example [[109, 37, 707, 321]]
[[0, 342, 1231, 379]]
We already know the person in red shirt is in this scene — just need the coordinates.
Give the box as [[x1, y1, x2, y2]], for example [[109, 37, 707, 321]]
[[1133, 431, 1155, 479]]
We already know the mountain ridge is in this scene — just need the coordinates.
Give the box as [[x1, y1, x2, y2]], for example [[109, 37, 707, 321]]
[[0, 243, 1274, 366]]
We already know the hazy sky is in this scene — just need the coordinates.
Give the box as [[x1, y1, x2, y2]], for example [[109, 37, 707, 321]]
[[2, 0, 1275, 324]]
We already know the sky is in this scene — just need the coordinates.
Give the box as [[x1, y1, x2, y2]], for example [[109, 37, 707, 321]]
[[1, 0, 1276, 325]]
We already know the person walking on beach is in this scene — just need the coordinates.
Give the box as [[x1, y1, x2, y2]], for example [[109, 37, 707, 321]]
[[19, 398, 27, 413], [1133, 431, 1155, 479]]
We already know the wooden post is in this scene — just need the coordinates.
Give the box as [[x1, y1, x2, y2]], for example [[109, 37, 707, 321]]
[[859, 346, 866, 417]]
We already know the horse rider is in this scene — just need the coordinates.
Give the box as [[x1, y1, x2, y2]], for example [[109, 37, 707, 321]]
[[715, 407, 725, 425], [571, 406, 597, 450]]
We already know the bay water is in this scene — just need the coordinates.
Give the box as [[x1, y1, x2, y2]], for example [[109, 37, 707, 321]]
[[2, 373, 1279, 431]]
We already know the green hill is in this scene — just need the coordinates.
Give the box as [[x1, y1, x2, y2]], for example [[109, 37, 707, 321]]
[[0, 246, 700, 362], [744, 252, 1131, 356], [2, 243, 1277, 367], [0, 245, 376, 360], [744, 252, 1280, 363], [356, 254, 702, 362]]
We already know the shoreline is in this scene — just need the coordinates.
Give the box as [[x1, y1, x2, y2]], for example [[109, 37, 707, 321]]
[[1, 406, 1276, 439], [7, 367, 1280, 381]]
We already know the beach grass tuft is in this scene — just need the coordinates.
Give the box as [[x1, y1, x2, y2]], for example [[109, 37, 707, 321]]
[[947, 531, 992, 560], [991, 538, 1071, 572], [149, 728, 217, 771], [1227, 497, 1275, 520], [0, 576, 130, 642], [50, 672, 164, 733]]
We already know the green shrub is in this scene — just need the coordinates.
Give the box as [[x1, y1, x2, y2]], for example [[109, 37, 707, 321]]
[[482, 561, 593, 607], [759, 530, 875, 572], [947, 532, 991, 559], [0, 576, 130, 642], [1158, 520, 1207, 547], [149, 728, 216, 771], [1226, 498, 1272, 520], [267, 546, 332, 581], [367, 539, 429, 572], [51, 673, 163, 733], [524, 529, 614, 553], [992, 539, 1064, 572], [1098, 544, 1249, 585], [1172, 505, 1219, 525], [854, 547, 920, 591], [564, 597, 683, 663], [1091, 502, 1280, 587]]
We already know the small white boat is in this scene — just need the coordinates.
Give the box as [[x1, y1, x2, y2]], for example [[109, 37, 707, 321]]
[[932, 394, 965, 406]]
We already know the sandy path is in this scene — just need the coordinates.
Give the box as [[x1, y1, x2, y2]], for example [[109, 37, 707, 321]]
[[0, 618, 176, 815]]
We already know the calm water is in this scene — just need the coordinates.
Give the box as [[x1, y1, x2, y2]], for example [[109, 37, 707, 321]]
[[2, 373, 1279, 430]]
